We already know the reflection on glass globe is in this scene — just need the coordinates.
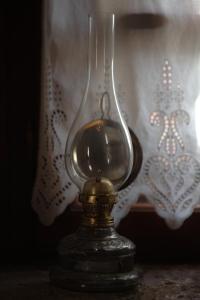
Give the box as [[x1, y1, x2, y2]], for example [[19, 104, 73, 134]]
[[71, 119, 130, 189]]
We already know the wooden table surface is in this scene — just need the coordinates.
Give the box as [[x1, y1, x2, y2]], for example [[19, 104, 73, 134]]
[[0, 265, 200, 299]]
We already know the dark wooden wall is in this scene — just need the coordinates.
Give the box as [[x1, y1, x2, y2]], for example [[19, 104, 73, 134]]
[[1, 2, 42, 262]]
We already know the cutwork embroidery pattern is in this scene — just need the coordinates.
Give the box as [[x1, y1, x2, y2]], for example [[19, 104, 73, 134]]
[[32, 58, 76, 225], [144, 60, 200, 228]]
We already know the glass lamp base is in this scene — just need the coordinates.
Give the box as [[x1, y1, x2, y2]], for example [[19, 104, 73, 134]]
[[50, 226, 139, 292]]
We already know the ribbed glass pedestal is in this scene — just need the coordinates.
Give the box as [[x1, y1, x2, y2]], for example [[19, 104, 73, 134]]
[[50, 226, 139, 292]]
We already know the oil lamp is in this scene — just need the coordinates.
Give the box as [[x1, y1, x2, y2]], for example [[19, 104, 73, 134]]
[[50, 13, 140, 292]]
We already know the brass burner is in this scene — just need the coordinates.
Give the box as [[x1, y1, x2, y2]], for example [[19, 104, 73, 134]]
[[80, 178, 117, 227]]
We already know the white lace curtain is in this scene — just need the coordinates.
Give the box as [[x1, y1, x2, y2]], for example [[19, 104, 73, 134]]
[[32, 0, 200, 229]]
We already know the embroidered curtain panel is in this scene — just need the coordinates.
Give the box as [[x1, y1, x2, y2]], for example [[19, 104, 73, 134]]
[[32, 0, 200, 229]]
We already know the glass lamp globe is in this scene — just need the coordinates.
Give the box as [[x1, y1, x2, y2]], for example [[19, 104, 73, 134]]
[[65, 13, 133, 191]]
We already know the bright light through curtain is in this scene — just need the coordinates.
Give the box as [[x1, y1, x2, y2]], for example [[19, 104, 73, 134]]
[[32, 0, 200, 229]]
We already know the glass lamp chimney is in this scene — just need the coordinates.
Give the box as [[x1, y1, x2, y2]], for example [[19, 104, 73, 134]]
[[65, 13, 133, 191]]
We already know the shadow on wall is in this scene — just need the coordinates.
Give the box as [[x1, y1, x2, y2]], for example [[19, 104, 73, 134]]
[[119, 13, 167, 30]]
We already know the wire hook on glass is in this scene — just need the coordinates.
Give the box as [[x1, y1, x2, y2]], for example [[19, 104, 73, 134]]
[[100, 91, 111, 119]]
